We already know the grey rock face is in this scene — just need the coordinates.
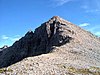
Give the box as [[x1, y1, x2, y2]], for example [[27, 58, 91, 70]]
[[0, 51, 2, 56], [0, 16, 73, 68], [0, 45, 8, 56], [0, 45, 8, 50]]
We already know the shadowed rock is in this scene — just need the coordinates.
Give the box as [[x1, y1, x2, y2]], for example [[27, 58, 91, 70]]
[[0, 16, 73, 68]]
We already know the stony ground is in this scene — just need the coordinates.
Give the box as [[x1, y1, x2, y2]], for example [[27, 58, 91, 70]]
[[0, 38, 100, 75]]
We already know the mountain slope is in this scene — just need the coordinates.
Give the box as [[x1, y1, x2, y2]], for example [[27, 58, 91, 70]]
[[0, 16, 100, 75]]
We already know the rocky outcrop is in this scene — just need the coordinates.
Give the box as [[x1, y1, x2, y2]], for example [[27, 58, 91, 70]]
[[0, 16, 73, 68], [0, 45, 8, 50], [0, 45, 8, 56], [0, 50, 2, 56]]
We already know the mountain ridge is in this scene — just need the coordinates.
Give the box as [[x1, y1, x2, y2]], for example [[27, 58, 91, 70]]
[[0, 16, 74, 68], [0, 16, 100, 75]]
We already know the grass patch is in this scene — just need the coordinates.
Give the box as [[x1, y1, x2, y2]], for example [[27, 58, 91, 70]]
[[67, 67, 77, 73], [0, 68, 13, 73], [90, 66, 100, 71], [67, 66, 100, 75], [77, 68, 91, 74], [56, 64, 67, 69]]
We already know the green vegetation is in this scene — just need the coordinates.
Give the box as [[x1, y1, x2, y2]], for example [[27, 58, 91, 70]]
[[0, 68, 13, 73], [56, 64, 67, 69], [90, 66, 100, 71], [56, 64, 100, 75], [67, 66, 100, 75], [68, 67, 91, 74]]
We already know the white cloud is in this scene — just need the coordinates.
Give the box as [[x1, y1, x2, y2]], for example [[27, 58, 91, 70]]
[[87, 26, 100, 32], [85, 9, 100, 13], [57, 0, 72, 6], [52, 0, 73, 6], [82, 5, 88, 9], [0, 35, 21, 48], [10, 37, 21, 41], [1, 35, 21, 41], [79, 23, 90, 27], [1, 35, 9, 40], [95, 32, 100, 36], [82, 5, 100, 13], [85, 25, 100, 37], [82, 0, 100, 14]]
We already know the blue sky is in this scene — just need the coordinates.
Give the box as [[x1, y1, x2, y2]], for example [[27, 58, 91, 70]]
[[0, 0, 100, 47]]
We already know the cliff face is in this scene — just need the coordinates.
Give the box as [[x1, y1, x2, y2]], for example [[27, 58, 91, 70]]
[[0, 16, 73, 68]]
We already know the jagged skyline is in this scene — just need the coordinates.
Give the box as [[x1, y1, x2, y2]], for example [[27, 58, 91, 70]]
[[0, 0, 100, 47], [0, 15, 100, 75]]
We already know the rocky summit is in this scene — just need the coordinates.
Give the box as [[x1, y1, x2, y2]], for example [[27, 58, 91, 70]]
[[0, 16, 100, 75]]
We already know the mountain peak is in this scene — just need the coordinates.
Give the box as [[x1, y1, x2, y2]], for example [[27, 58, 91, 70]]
[[28, 29, 33, 33], [50, 16, 62, 21], [51, 16, 60, 20], [0, 16, 74, 68], [48, 16, 71, 25], [0, 45, 8, 50], [0, 16, 100, 72]]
